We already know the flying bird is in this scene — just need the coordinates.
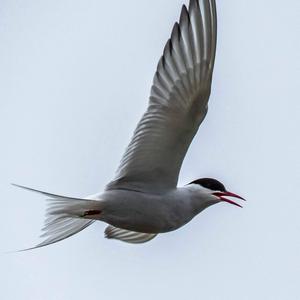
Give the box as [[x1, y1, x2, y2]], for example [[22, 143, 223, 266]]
[[14, 0, 245, 250]]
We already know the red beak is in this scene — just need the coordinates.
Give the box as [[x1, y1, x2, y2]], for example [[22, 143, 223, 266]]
[[213, 191, 246, 208]]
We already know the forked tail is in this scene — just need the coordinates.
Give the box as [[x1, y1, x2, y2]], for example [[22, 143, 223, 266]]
[[13, 184, 100, 251]]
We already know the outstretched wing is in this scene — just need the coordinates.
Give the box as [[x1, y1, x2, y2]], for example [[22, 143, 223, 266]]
[[107, 0, 217, 193]]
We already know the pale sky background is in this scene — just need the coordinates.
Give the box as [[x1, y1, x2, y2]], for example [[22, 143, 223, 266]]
[[1, 0, 300, 299]]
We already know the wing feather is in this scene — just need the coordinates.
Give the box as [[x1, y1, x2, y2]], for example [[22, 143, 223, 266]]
[[107, 0, 217, 192], [105, 225, 157, 244]]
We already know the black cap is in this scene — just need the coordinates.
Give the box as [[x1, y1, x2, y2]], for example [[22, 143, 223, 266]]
[[189, 178, 226, 192]]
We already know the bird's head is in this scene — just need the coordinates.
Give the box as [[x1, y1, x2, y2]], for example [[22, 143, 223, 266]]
[[188, 178, 245, 208]]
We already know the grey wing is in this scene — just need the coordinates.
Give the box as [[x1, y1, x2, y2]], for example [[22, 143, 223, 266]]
[[107, 0, 217, 192], [105, 225, 157, 244]]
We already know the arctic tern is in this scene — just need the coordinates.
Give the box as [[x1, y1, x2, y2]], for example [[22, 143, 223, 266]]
[[14, 0, 245, 250]]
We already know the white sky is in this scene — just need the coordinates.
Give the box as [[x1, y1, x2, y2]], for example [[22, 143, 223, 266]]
[[1, 1, 299, 299]]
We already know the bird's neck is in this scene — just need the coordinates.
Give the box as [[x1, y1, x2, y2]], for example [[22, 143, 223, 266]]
[[179, 185, 217, 215]]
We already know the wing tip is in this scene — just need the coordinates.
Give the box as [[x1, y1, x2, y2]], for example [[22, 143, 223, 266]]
[[179, 4, 190, 26]]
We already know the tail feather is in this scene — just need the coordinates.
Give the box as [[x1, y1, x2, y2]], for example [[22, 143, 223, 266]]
[[13, 184, 99, 251], [34, 219, 94, 250]]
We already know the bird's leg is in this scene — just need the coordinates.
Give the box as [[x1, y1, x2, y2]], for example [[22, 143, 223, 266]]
[[82, 210, 102, 217]]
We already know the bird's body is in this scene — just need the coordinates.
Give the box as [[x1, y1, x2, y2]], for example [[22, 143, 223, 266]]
[[15, 0, 245, 250], [91, 186, 216, 234]]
